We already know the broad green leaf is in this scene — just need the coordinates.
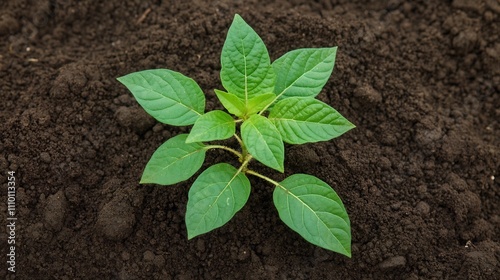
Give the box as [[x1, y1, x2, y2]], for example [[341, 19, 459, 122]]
[[220, 14, 275, 105], [214, 89, 246, 117], [186, 163, 251, 239], [246, 93, 276, 115], [272, 48, 337, 100], [269, 97, 355, 144], [141, 134, 206, 185], [186, 110, 235, 143], [273, 174, 351, 257], [117, 69, 205, 126], [241, 115, 284, 172]]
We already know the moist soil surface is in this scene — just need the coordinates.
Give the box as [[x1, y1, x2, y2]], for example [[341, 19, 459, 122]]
[[1, 0, 499, 279]]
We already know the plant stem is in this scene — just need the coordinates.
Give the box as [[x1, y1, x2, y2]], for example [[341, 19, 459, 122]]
[[234, 133, 249, 160], [245, 169, 282, 187], [233, 133, 243, 146], [205, 145, 242, 159], [239, 155, 253, 172]]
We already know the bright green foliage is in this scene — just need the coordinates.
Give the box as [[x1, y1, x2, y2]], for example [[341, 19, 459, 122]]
[[220, 15, 275, 105], [140, 134, 206, 185], [241, 115, 284, 172], [186, 163, 250, 239], [246, 93, 276, 116], [186, 110, 235, 143], [269, 97, 356, 144], [214, 90, 276, 119], [118, 14, 355, 257], [117, 69, 205, 126], [274, 174, 351, 257], [272, 48, 337, 100], [214, 89, 246, 117]]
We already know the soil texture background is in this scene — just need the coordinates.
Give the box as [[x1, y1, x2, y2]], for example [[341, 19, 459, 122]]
[[1, 0, 499, 279]]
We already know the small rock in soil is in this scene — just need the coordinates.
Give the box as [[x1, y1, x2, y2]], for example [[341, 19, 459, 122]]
[[44, 190, 68, 232], [415, 201, 431, 216], [121, 251, 130, 261], [152, 123, 164, 133], [143, 250, 155, 262], [96, 197, 136, 241], [40, 152, 52, 163], [452, 29, 479, 54], [378, 255, 407, 270], [390, 202, 402, 211], [353, 84, 382, 107]]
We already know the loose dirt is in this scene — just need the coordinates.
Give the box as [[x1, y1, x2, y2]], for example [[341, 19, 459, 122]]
[[1, 0, 499, 279]]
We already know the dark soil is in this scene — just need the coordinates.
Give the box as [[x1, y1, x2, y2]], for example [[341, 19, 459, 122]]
[[1, 0, 499, 279]]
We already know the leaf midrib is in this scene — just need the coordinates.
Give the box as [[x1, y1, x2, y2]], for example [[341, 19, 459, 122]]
[[274, 51, 334, 100], [135, 74, 202, 116], [143, 146, 204, 182], [192, 169, 241, 232], [276, 183, 349, 254]]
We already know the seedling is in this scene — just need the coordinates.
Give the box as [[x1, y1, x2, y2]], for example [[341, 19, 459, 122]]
[[118, 14, 355, 257]]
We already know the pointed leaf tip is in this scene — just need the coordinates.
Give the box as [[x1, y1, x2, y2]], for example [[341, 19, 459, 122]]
[[273, 174, 351, 257], [220, 15, 275, 104], [272, 47, 337, 100], [269, 97, 355, 144]]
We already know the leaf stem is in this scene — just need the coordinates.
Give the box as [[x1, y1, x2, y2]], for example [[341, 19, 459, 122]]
[[205, 145, 242, 159], [233, 133, 243, 146], [239, 155, 253, 172], [234, 133, 249, 160], [245, 169, 284, 190]]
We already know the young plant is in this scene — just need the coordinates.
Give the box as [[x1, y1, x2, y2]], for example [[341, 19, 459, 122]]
[[117, 14, 355, 257]]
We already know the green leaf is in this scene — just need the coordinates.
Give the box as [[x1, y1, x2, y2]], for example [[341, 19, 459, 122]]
[[272, 48, 337, 100], [269, 97, 355, 144], [214, 89, 246, 118], [241, 115, 284, 172], [246, 93, 276, 115], [220, 14, 275, 105], [186, 163, 251, 239], [141, 134, 206, 185], [117, 69, 205, 126], [186, 110, 235, 143], [215, 90, 276, 118], [273, 174, 351, 257]]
